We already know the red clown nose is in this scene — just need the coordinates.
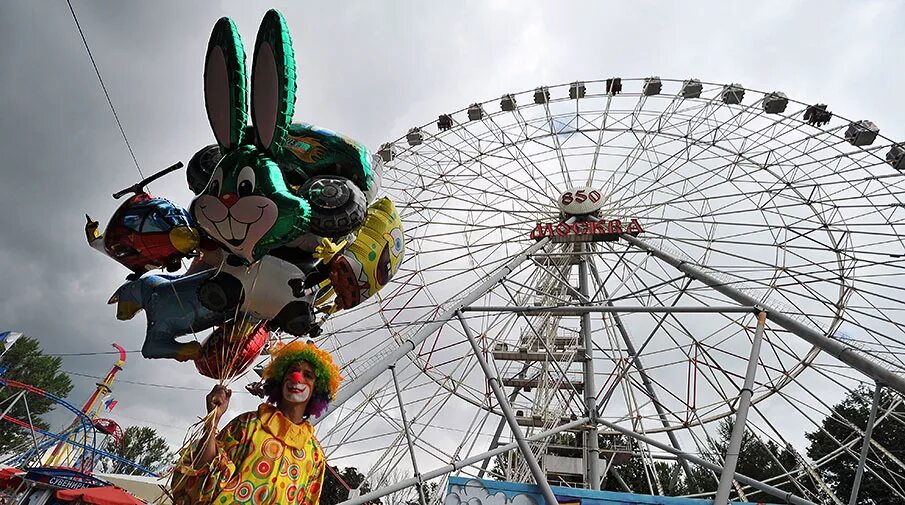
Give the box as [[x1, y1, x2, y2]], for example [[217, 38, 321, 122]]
[[287, 371, 303, 383]]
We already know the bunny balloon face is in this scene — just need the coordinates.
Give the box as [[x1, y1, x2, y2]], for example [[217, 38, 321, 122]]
[[191, 147, 308, 263], [190, 11, 310, 263]]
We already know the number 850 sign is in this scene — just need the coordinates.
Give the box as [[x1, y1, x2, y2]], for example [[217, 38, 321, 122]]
[[558, 186, 604, 215]]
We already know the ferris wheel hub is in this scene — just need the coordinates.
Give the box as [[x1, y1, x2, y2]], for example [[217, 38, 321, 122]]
[[558, 186, 604, 217]]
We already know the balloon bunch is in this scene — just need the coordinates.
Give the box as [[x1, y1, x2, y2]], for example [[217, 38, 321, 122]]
[[87, 10, 405, 378]]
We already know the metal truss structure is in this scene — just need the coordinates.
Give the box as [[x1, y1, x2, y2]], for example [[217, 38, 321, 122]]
[[306, 77, 905, 504], [0, 377, 155, 476]]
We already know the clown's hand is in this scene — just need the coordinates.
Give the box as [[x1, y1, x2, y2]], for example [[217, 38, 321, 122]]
[[313, 238, 347, 264], [206, 385, 231, 423]]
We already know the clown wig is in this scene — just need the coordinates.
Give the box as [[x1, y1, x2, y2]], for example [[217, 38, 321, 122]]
[[260, 341, 343, 418]]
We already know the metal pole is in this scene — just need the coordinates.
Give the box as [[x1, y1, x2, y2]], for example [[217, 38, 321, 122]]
[[316, 235, 553, 424], [604, 293, 697, 492], [460, 305, 753, 314], [849, 383, 883, 505], [609, 467, 632, 492], [456, 311, 560, 505], [339, 417, 590, 505], [22, 394, 42, 458], [0, 390, 25, 422], [622, 234, 905, 395], [478, 385, 524, 478], [595, 416, 819, 505], [586, 259, 698, 491], [715, 311, 767, 504], [390, 365, 427, 505], [578, 246, 601, 490]]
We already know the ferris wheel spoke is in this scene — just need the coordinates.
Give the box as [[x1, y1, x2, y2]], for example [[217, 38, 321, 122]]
[[318, 78, 905, 496], [608, 100, 781, 214], [779, 386, 905, 499], [538, 99, 573, 188], [499, 114, 568, 200]]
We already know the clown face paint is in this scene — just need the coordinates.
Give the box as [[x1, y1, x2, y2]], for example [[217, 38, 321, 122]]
[[282, 365, 315, 404], [285, 383, 311, 403]]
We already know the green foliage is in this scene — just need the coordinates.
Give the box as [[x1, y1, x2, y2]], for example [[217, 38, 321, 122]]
[[0, 336, 73, 453], [603, 457, 688, 495], [597, 434, 688, 495], [100, 426, 174, 475], [806, 386, 905, 504], [320, 466, 374, 505], [404, 482, 439, 505], [492, 420, 814, 499], [689, 419, 816, 502]]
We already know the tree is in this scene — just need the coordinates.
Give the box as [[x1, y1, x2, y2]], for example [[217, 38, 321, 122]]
[[369, 468, 420, 505], [596, 434, 688, 495], [806, 386, 905, 504], [320, 466, 374, 505], [686, 418, 816, 501], [604, 457, 688, 495], [404, 482, 439, 505], [100, 426, 174, 475], [0, 336, 73, 454]]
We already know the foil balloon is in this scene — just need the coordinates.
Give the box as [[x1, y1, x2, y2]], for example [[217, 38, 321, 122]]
[[190, 147, 309, 263], [197, 254, 317, 337], [86, 193, 200, 276], [189, 11, 311, 264], [329, 197, 405, 309], [274, 123, 374, 193], [195, 320, 269, 380], [108, 271, 221, 361]]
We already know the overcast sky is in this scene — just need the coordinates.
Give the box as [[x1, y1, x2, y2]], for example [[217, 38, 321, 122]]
[[1, 0, 904, 468]]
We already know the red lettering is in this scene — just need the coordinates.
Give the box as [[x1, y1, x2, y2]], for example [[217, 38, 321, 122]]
[[626, 219, 644, 235], [532, 218, 639, 240], [574, 190, 587, 203], [561, 192, 573, 205], [530, 223, 544, 240], [589, 190, 601, 203]]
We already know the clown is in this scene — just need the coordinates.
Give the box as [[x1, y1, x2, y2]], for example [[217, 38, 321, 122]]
[[172, 341, 342, 505]]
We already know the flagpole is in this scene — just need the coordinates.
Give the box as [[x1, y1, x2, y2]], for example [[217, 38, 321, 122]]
[[44, 343, 127, 467]]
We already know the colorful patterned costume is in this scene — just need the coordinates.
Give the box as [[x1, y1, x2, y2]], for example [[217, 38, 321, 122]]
[[173, 403, 325, 505]]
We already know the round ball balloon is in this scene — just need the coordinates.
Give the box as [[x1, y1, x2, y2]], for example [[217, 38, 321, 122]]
[[195, 320, 269, 380]]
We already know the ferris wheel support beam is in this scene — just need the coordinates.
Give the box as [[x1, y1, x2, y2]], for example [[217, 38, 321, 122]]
[[849, 382, 882, 505], [715, 311, 767, 504], [338, 417, 590, 505], [456, 311, 560, 505], [389, 365, 427, 505], [594, 281, 698, 493], [621, 234, 905, 396], [478, 379, 525, 478], [578, 246, 602, 490], [594, 415, 818, 505], [318, 234, 555, 423]]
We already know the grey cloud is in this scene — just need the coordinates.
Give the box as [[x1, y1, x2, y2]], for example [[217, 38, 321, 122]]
[[2, 0, 904, 465]]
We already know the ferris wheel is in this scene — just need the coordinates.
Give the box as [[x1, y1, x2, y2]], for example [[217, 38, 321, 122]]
[[309, 77, 905, 504]]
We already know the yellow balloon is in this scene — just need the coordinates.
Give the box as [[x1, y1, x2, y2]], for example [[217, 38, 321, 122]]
[[329, 197, 405, 309]]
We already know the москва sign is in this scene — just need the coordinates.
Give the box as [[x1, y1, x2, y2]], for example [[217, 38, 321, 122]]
[[530, 219, 643, 243]]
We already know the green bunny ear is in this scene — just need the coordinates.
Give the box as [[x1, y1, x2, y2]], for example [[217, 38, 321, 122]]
[[251, 9, 297, 153], [204, 17, 248, 150]]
